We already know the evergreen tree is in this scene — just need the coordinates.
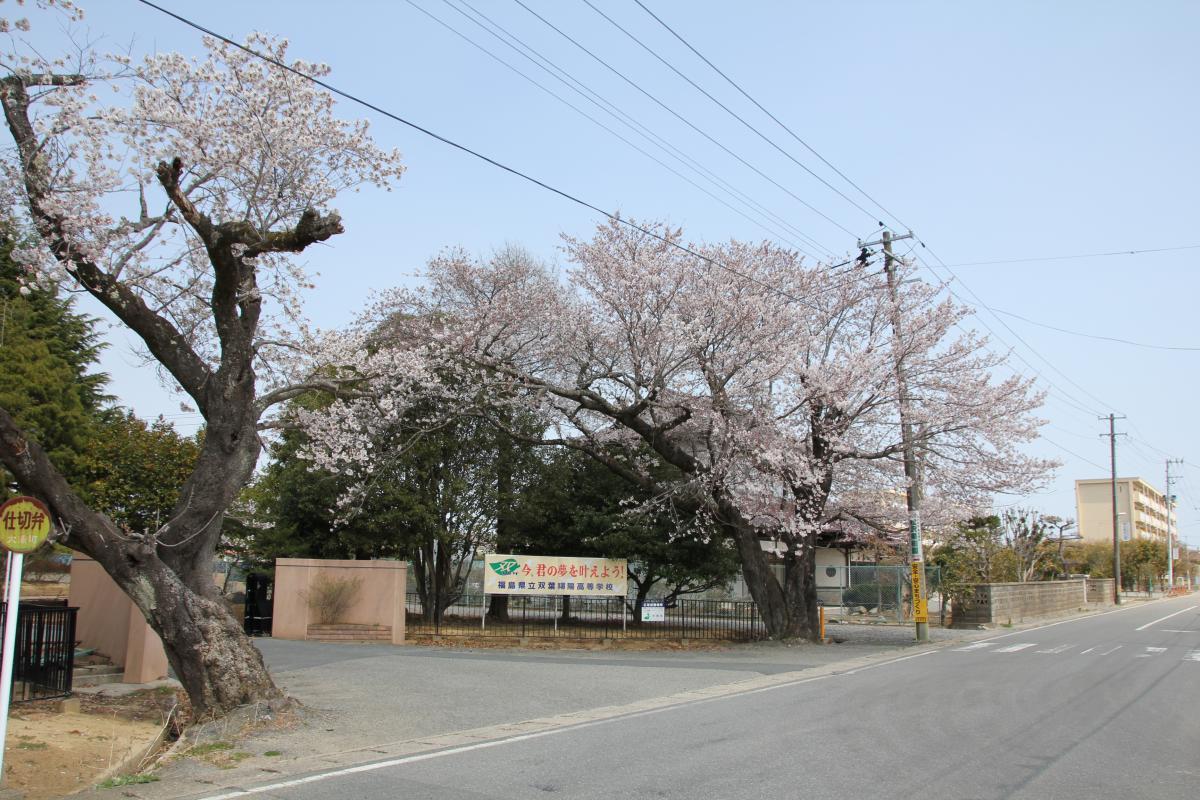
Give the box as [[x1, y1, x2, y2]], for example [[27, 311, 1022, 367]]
[[0, 230, 109, 492]]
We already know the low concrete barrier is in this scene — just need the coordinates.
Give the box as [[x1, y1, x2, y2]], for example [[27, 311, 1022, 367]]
[[952, 578, 1113, 627]]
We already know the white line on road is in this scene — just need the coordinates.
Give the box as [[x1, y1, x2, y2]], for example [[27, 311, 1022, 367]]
[[1096, 645, 1122, 656], [1134, 605, 1198, 631], [953, 642, 996, 652], [1079, 647, 1096, 654], [1185, 651, 1200, 662], [1036, 644, 1074, 654], [194, 648, 940, 799], [994, 643, 1036, 653], [1160, 629, 1196, 634], [978, 598, 1168, 642]]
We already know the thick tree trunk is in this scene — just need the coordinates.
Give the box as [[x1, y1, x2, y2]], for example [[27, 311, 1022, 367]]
[[123, 561, 280, 715], [727, 521, 819, 640], [0, 406, 280, 718]]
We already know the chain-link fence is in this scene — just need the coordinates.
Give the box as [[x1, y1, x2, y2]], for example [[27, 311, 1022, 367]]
[[815, 565, 943, 623]]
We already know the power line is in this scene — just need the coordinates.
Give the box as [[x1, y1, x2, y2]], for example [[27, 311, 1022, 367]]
[[625, 3, 1187, 457], [509, 0, 860, 241], [918, 253, 1116, 417], [405, 0, 821, 258], [632, 0, 908, 230], [990, 306, 1200, 352], [130, 1, 860, 310], [580, 0, 881, 224], [1041, 435, 1108, 473], [937, 243, 1200, 268], [432, 0, 832, 258]]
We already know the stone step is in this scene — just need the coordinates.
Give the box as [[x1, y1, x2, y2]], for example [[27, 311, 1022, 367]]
[[307, 623, 391, 630], [307, 631, 391, 639], [73, 665, 125, 686], [306, 623, 392, 642]]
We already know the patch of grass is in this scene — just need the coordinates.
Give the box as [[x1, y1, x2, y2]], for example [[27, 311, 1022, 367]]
[[186, 741, 234, 757], [263, 750, 282, 757], [97, 774, 160, 788], [16, 741, 48, 750]]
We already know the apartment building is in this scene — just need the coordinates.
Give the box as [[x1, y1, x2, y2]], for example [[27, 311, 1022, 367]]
[[1075, 477, 1176, 544]]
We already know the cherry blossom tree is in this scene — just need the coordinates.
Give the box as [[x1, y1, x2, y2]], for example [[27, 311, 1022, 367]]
[[304, 221, 1053, 640], [0, 3, 404, 714]]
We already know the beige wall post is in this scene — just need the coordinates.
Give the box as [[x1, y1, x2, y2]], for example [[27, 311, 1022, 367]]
[[68, 554, 168, 682], [273, 558, 407, 643]]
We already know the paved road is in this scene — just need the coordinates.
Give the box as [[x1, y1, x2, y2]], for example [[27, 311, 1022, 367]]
[[207, 597, 1199, 799]]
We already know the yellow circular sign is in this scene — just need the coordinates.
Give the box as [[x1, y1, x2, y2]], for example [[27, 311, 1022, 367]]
[[0, 496, 53, 553]]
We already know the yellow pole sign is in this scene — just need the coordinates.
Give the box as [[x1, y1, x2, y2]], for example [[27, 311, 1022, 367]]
[[0, 496, 53, 553], [911, 560, 928, 624]]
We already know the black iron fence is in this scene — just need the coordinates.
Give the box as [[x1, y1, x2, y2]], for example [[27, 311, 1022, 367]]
[[405, 593, 766, 641], [0, 601, 77, 701]]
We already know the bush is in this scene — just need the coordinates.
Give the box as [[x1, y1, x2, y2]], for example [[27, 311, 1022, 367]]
[[305, 574, 362, 624]]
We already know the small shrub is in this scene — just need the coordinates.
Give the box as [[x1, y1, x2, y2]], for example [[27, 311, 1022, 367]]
[[306, 574, 363, 624], [97, 774, 159, 788]]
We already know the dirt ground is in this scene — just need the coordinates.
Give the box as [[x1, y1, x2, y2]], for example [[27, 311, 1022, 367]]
[[3, 689, 184, 800]]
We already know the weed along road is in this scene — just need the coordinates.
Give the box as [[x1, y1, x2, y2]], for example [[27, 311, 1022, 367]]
[[184, 596, 1199, 800]]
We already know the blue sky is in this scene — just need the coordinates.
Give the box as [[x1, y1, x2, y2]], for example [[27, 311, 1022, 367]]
[[60, 1, 1200, 546]]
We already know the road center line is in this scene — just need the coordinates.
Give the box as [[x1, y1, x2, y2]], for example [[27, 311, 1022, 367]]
[[1134, 605, 1198, 631]]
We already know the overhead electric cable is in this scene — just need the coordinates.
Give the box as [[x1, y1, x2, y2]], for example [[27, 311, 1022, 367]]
[[403, 0, 819, 257], [629, 2, 1162, 442], [990, 307, 1200, 352], [133, 0, 856, 308], [430, 0, 831, 257], [580, 0, 881, 223], [508, 0, 860, 240], [938, 243, 1200, 268], [632, 0, 909, 229]]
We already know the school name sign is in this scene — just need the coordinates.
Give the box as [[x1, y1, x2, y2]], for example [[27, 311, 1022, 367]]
[[484, 554, 628, 597]]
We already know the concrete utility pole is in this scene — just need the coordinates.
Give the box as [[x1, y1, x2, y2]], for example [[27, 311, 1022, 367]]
[[867, 229, 928, 641], [1100, 414, 1126, 604], [1165, 459, 1183, 588]]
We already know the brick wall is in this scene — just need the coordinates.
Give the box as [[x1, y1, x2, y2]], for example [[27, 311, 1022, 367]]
[[952, 579, 1090, 626]]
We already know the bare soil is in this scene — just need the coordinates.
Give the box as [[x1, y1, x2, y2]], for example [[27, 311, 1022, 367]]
[[3, 689, 186, 799]]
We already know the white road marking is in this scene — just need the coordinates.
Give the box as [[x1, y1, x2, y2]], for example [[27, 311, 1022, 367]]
[[192, 647, 941, 800], [1096, 645, 1123, 656], [1079, 647, 1096, 655], [954, 642, 996, 652], [979, 598, 1173, 642], [1184, 651, 1200, 662], [1134, 605, 1198, 631], [1036, 643, 1073, 654], [1160, 629, 1196, 634], [995, 643, 1037, 653]]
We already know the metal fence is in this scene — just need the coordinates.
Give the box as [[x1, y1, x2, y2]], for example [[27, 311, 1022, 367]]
[[0, 601, 77, 702], [815, 565, 943, 623], [406, 593, 767, 641]]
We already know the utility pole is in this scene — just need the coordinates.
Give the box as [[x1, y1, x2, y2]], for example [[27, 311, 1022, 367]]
[[1100, 414, 1126, 604], [1165, 458, 1183, 588], [863, 229, 927, 641]]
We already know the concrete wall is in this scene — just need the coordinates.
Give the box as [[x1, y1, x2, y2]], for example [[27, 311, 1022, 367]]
[[953, 579, 1104, 626], [1085, 578, 1115, 603], [273, 558, 406, 644], [68, 554, 169, 683]]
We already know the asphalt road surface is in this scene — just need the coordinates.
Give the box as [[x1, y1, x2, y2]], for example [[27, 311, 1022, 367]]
[[206, 597, 1200, 800]]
